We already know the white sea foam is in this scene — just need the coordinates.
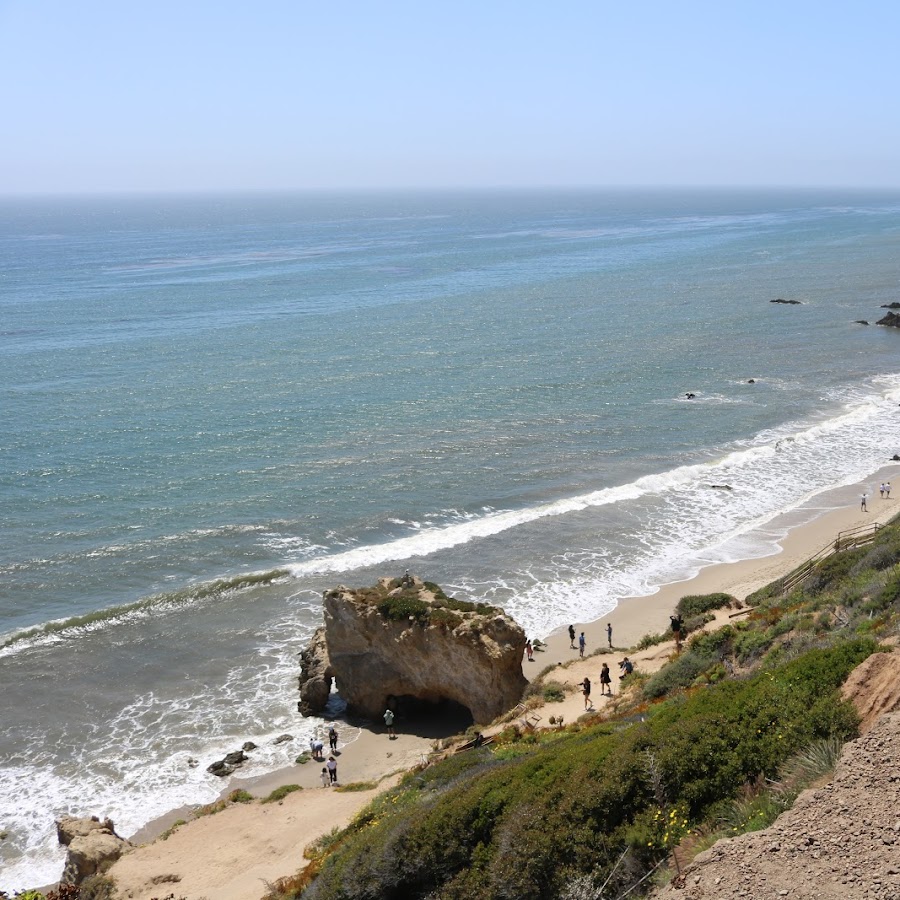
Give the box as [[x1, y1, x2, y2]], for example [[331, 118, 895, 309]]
[[286, 376, 900, 636], [0, 614, 324, 893]]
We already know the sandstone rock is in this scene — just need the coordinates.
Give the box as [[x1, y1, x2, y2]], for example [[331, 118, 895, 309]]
[[297, 627, 334, 715], [272, 733, 294, 745], [223, 750, 247, 766], [299, 576, 527, 724], [56, 816, 130, 885], [242, 741, 258, 751], [206, 760, 235, 777]]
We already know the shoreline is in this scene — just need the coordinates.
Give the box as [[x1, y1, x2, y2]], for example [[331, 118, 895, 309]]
[[534, 464, 900, 669], [78, 466, 900, 898]]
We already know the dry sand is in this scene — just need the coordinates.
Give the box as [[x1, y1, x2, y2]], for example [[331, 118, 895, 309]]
[[108, 466, 900, 900]]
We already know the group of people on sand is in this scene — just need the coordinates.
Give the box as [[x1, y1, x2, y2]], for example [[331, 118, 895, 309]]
[[313, 709, 398, 788], [577, 657, 633, 709], [310, 724, 342, 786], [567, 622, 614, 657], [862, 482, 892, 511]]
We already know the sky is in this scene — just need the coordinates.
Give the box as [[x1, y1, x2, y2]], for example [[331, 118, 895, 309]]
[[1, 0, 898, 193]]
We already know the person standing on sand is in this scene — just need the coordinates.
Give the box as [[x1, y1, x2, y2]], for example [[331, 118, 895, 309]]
[[606, 622, 612, 649], [328, 725, 338, 752], [861, 493, 868, 512], [887, 482, 892, 499], [320, 767, 330, 788], [581, 677, 592, 709], [525, 639, 534, 662], [568, 624, 576, 649], [600, 663, 612, 695], [326, 755, 338, 784], [579, 632, 586, 658], [384, 707, 396, 738]]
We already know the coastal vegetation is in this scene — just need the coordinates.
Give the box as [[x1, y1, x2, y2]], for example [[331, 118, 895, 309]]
[[352, 578, 498, 627], [267, 515, 900, 900]]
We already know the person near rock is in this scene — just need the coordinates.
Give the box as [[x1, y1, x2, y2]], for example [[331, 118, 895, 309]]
[[384, 707, 396, 738], [525, 639, 534, 662], [320, 767, 330, 788], [606, 622, 612, 648], [600, 663, 612, 695], [473, 732, 484, 748], [328, 725, 338, 752], [310, 737, 324, 760], [579, 631, 586, 658], [580, 676, 592, 709], [326, 755, 338, 784], [861, 493, 868, 512], [568, 624, 576, 648], [619, 657, 633, 680]]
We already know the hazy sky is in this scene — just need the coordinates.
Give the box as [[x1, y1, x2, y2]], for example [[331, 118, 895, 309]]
[[1, 1, 897, 193]]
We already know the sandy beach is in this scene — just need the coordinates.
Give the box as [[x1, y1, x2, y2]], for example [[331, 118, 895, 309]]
[[106, 466, 900, 900]]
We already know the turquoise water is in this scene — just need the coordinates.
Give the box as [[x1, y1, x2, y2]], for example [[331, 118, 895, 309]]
[[2, 189, 900, 887]]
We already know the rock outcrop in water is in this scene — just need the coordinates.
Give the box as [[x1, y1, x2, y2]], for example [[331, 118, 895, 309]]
[[56, 815, 131, 884], [297, 576, 527, 725], [876, 311, 900, 327]]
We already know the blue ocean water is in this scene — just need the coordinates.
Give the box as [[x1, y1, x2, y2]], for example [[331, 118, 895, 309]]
[[2, 189, 900, 888]]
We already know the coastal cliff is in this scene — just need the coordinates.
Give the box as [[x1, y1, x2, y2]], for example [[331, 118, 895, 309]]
[[298, 576, 527, 724]]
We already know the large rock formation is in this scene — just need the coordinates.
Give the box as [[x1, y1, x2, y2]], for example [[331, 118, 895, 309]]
[[298, 576, 527, 725], [56, 815, 131, 885], [876, 311, 900, 327]]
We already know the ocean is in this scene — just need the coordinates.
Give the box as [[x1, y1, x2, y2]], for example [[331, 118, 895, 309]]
[[2, 189, 900, 889]]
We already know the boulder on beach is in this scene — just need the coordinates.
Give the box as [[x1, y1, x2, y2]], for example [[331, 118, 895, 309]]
[[298, 576, 527, 725], [57, 816, 131, 885]]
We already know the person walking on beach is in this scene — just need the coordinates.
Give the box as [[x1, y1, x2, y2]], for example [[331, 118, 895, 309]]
[[579, 632, 586, 658], [581, 677, 592, 709], [384, 707, 396, 739], [525, 639, 534, 662], [600, 663, 612, 696], [606, 622, 613, 649], [568, 624, 576, 649], [326, 755, 338, 784], [888, 483, 892, 499], [328, 725, 338, 752], [880, 483, 886, 499], [861, 493, 868, 512]]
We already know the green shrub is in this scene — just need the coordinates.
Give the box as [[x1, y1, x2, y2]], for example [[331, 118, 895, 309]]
[[676, 593, 736, 618], [643, 647, 719, 699], [229, 789, 254, 803], [541, 681, 566, 702], [429, 608, 463, 630], [77, 876, 117, 900], [635, 630, 669, 650], [263, 784, 302, 804], [734, 629, 772, 665], [377, 593, 430, 623], [334, 781, 378, 792]]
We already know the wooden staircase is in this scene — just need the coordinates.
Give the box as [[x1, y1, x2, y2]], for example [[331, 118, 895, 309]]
[[776, 522, 882, 595]]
